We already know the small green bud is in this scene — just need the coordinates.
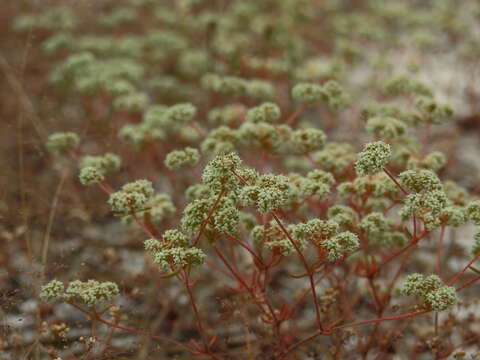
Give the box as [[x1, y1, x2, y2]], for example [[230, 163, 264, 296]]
[[472, 231, 480, 256], [201, 153, 250, 196], [40, 280, 65, 302], [425, 286, 457, 311], [444, 181, 469, 206], [79, 166, 105, 185], [415, 97, 454, 124], [65, 280, 119, 307], [383, 76, 432, 98], [327, 205, 358, 227], [113, 92, 149, 113], [245, 102, 281, 123], [358, 212, 392, 238], [108, 179, 154, 213], [164, 103, 197, 124], [291, 82, 323, 105], [467, 201, 480, 225], [355, 141, 392, 175], [320, 80, 351, 111], [165, 147, 200, 170], [201, 126, 239, 155], [80, 153, 122, 173], [46, 132, 79, 152], [145, 229, 206, 271], [440, 206, 467, 227], [422, 152, 446, 172], [208, 104, 245, 127], [365, 116, 406, 139], [399, 169, 442, 192], [252, 221, 304, 256], [240, 174, 291, 213], [293, 219, 339, 245], [292, 128, 327, 153], [312, 142, 356, 174], [185, 184, 212, 201], [321, 231, 359, 261], [246, 79, 275, 100]]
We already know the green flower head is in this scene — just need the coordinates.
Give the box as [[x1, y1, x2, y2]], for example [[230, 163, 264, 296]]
[[355, 141, 392, 175]]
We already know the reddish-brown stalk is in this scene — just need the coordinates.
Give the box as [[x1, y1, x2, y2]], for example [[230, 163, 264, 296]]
[[448, 252, 480, 286], [131, 212, 156, 239], [189, 122, 207, 139], [193, 187, 226, 246], [211, 244, 282, 339], [455, 275, 480, 292], [279, 310, 431, 359], [65, 301, 194, 352], [179, 270, 209, 352], [223, 232, 263, 266], [271, 212, 324, 332], [436, 226, 446, 276], [284, 104, 306, 126], [382, 168, 408, 195]]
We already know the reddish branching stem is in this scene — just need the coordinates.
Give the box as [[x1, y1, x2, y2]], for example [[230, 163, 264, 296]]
[[193, 187, 226, 247], [271, 213, 324, 332]]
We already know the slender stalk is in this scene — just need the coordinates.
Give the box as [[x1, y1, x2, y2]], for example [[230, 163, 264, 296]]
[[98, 181, 114, 194], [41, 172, 67, 280], [280, 309, 430, 358], [455, 275, 480, 292], [211, 244, 280, 328], [131, 212, 156, 239], [193, 188, 225, 246], [436, 226, 445, 276], [376, 231, 428, 272], [271, 213, 323, 331], [368, 278, 382, 314], [333, 309, 430, 331], [284, 104, 306, 126], [211, 245, 252, 293], [189, 122, 207, 139], [292, 257, 344, 309], [181, 271, 208, 350], [448, 252, 480, 286], [223, 232, 263, 266], [65, 301, 192, 351], [383, 168, 408, 195]]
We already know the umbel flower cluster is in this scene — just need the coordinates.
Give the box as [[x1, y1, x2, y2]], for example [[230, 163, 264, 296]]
[[40, 279, 119, 307], [23, 0, 480, 358], [145, 229, 206, 271], [400, 274, 457, 311]]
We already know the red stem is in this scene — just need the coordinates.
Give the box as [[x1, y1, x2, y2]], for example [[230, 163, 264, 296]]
[[98, 181, 114, 195], [332, 309, 430, 331], [65, 301, 192, 351], [279, 310, 430, 359], [211, 245, 251, 293], [211, 244, 279, 326], [181, 270, 208, 351], [376, 231, 428, 272], [383, 168, 408, 195], [189, 122, 207, 139], [223, 232, 263, 266], [448, 252, 480, 286], [455, 275, 480, 292], [436, 226, 445, 276], [193, 188, 225, 246], [131, 212, 156, 239], [271, 213, 323, 331], [284, 104, 306, 126]]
